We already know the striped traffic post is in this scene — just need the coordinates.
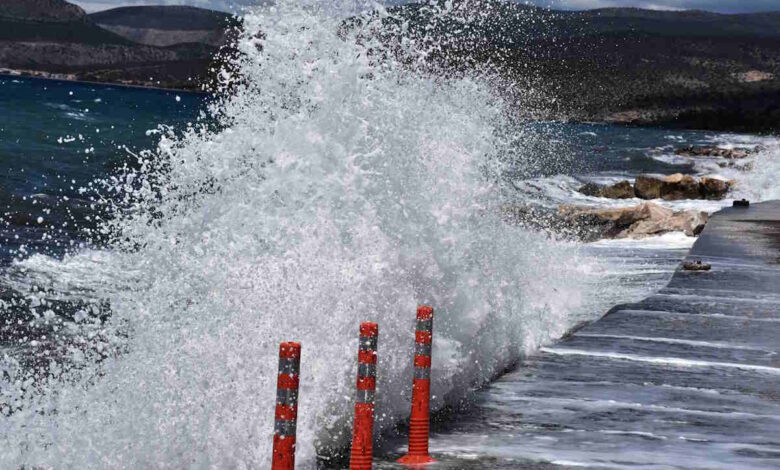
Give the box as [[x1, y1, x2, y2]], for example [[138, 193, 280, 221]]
[[272, 341, 301, 470], [397, 305, 436, 465], [350, 322, 379, 469]]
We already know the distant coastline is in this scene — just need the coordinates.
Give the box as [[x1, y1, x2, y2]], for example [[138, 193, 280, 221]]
[[0, 68, 208, 94], [0, 1, 237, 95], [4, 1, 780, 133], [380, 2, 780, 134]]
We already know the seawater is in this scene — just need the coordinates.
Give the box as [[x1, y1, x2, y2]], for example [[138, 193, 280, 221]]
[[0, 1, 777, 468], [0, 75, 203, 263]]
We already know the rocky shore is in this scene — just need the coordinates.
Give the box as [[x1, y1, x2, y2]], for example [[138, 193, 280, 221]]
[[558, 203, 708, 240], [502, 202, 708, 242], [580, 174, 732, 201], [504, 143, 759, 242]]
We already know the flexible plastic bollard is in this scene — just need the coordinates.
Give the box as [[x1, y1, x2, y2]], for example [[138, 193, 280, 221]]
[[272, 341, 301, 470], [397, 306, 436, 466], [350, 322, 379, 470]]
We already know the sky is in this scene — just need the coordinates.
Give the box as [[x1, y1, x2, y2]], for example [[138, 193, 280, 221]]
[[71, 0, 780, 14]]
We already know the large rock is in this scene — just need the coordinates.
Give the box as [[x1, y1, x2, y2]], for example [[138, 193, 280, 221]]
[[634, 173, 731, 201], [625, 205, 708, 238], [601, 180, 635, 199], [700, 177, 731, 200], [578, 183, 603, 197], [578, 180, 635, 199], [660, 173, 702, 200], [634, 175, 665, 199], [558, 202, 708, 239]]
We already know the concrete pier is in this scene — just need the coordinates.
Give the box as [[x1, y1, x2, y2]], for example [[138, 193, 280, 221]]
[[382, 201, 780, 468]]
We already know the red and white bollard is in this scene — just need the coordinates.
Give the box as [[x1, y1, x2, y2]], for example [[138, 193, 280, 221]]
[[350, 322, 379, 470], [397, 305, 436, 466], [272, 341, 301, 470]]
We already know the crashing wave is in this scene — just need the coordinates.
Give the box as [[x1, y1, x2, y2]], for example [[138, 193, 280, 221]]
[[0, 2, 599, 467]]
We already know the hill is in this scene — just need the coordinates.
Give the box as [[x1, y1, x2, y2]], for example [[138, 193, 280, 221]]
[[89, 6, 239, 47], [0, 0, 128, 45], [0, 0, 86, 22], [570, 8, 780, 38], [0, 1, 237, 89], [89, 6, 234, 31], [378, 0, 780, 132], [3, 0, 780, 128]]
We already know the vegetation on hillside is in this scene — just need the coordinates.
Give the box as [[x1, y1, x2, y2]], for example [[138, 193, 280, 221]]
[[378, 0, 780, 132]]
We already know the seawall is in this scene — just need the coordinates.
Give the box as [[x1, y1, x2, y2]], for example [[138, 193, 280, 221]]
[[377, 201, 780, 468]]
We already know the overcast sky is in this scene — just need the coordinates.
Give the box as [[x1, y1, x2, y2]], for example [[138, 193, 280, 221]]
[[71, 0, 780, 14]]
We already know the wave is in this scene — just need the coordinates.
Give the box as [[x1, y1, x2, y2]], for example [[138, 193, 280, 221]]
[[744, 139, 780, 201], [0, 2, 598, 467]]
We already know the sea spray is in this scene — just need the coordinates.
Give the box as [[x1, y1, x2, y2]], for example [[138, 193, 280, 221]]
[[745, 139, 780, 202], [0, 1, 599, 467]]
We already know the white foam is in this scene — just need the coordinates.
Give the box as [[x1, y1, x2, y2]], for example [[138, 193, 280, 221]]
[[574, 333, 773, 352], [598, 430, 667, 440], [506, 394, 780, 420], [589, 231, 695, 249], [0, 2, 600, 467], [619, 308, 780, 323], [540, 347, 780, 374], [744, 139, 780, 201]]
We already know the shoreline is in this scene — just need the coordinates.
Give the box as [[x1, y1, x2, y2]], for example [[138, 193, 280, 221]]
[[2, 70, 778, 135], [0, 69, 209, 95]]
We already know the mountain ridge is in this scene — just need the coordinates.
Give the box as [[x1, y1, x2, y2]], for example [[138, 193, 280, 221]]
[[0, 0, 86, 22], [88, 6, 237, 31], [3, 0, 780, 131], [380, 0, 780, 132], [88, 6, 240, 47], [0, 0, 237, 89]]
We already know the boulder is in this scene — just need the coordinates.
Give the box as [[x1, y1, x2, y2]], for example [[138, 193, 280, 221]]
[[634, 173, 730, 200], [634, 174, 664, 199], [660, 173, 702, 200], [626, 206, 708, 238], [601, 180, 635, 199], [578, 182, 603, 197], [577, 180, 635, 199], [700, 177, 730, 200], [558, 202, 708, 240]]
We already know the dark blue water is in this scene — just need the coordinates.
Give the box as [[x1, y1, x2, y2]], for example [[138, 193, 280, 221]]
[[515, 121, 697, 177], [0, 76, 752, 266], [0, 75, 205, 264]]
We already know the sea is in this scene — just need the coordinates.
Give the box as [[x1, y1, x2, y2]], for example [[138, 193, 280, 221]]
[[0, 3, 778, 468]]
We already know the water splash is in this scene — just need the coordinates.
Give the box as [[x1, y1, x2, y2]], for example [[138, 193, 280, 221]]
[[0, 2, 597, 467], [745, 139, 780, 202]]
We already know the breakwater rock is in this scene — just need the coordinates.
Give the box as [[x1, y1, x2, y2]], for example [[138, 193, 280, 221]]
[[579, 174, 732, 201], [501, 202, 708, 242], [558, 203, 708, 240]]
